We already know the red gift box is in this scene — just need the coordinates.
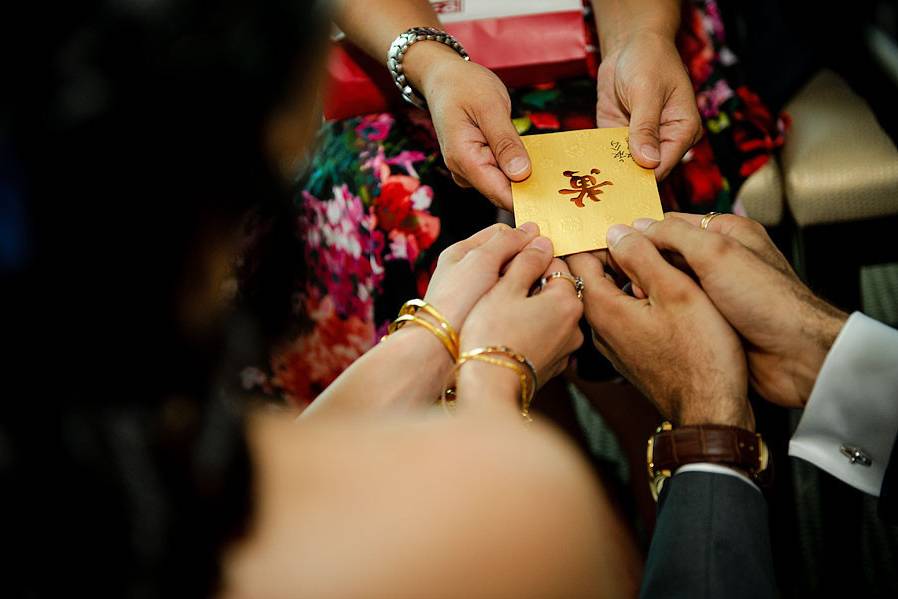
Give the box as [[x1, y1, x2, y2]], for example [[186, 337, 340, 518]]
[[323, 10, 590, 121]]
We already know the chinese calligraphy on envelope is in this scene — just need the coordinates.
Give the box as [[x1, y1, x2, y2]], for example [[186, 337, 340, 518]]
[[512, 127, 663, 256]]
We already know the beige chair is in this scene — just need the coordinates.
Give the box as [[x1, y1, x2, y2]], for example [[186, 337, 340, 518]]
[[737, 158, 785, 227], [737, 69, 898, 310]]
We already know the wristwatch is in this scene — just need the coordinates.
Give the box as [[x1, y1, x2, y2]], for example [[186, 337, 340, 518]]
[[646, 421, 770, 501]]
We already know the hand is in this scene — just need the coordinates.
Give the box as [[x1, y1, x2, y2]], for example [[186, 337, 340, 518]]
[[458, 237, 584, 411], [567, 225, 753, 430], [596, 31, 702, 180], [633, 213, 849, 409], [413, 47, 529, 210], [425, 221, 539, 336]]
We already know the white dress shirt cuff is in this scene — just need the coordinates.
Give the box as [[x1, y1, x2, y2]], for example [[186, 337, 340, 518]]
[[789, 312, 898, 497], [674, 463, 761, 492]]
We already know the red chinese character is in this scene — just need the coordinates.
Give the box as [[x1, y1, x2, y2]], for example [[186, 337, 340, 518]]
[[558, 169, 613, 207]]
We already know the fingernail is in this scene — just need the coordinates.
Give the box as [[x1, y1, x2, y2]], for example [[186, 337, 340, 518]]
[[607, 225, 633, 248], [640, 144, 661, 162], [528, 236, 553, 253], [505, 157, 530, 176], [518, 221, 538, 234], [632, 218, 657, 232]]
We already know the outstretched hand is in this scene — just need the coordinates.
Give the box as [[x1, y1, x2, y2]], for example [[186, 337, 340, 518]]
[[596, 31, 702, 180]]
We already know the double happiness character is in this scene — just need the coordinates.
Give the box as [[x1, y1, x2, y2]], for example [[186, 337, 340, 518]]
[[558, 169, 613, 207]]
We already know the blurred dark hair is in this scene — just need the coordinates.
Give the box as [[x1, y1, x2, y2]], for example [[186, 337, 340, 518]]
[[1, 0, 327, 595]]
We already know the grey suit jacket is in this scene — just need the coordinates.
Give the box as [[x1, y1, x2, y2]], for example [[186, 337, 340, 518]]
[[640, 471, 777, 599]]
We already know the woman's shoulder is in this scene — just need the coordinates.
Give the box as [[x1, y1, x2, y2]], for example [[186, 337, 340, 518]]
[[222, 410, 640, 598]]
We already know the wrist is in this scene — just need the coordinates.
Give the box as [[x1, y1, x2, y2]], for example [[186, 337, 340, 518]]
[[600, 25, 677, 58], [793, 301, 850, 406], [390, 325, 455, 375], [402, 41, 467, 101], [456, 359, 522, 410], [677, 394, 755, 432]]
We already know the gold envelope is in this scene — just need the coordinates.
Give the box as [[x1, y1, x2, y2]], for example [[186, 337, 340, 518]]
[[512, 127, 663, 256]]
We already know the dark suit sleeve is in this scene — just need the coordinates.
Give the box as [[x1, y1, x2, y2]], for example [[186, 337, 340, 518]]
[[640, 472, 777, 599], [880, 431, 898, 522]]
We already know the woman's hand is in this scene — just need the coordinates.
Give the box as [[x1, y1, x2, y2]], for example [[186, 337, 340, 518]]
[[457, 236, 584, 412], [596, 31, 702, 180], [414, 47, 530, 211], [424, 222, 539, 333], [305, 222, 541, 418], [567, 225, 753, 430]]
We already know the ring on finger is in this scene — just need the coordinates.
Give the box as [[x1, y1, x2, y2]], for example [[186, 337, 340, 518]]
[[700, 211, 723, 231], [537, 271, 584, 300]]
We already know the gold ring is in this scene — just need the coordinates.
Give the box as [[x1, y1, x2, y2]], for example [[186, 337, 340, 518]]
[[538, 272, 584, 300], [700, 211, 723, 231]]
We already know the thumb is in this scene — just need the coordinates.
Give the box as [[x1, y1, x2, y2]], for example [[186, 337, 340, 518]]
[[478, 106, 531, 182], [606, 224, 692, 302], [627, 92, 664, 170]]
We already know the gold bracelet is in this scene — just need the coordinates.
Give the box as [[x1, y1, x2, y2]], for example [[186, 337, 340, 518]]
[[384, 299, 460, 361], [462, 346, 538, 396], [440, 346, 538, 421], [387, 314, 459, 361], [398, 299, 460, 351]]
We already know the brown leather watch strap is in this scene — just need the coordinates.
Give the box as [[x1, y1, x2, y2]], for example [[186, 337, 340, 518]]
[[650, 424, 764, 474]]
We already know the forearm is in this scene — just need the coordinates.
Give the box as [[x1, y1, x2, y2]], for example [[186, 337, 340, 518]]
[[593, 0, 682, 55], [301, 327, 453, 419], [334, 0, 459, 92]]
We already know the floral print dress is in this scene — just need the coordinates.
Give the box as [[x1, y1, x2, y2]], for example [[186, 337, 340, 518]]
[[241, 0, 788, 408]]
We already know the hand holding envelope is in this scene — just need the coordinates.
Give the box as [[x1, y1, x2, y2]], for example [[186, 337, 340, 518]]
[[512, 127, 664, 256]]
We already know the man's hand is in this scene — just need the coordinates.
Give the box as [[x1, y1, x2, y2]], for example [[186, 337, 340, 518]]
[[596, 31, 702, 180], [567, 225, 753, 430], [414, 46, 530, 211], [634, 213, 850, 409]]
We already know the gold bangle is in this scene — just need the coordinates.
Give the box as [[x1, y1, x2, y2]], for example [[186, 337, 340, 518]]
[[462, 346, 538, 394], [388, 314, 459, 361], [399, 299, 460, 351], [440, 346, 538, 421]]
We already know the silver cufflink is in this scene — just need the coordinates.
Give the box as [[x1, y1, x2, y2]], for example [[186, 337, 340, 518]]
[[840, 445, 872, 466]]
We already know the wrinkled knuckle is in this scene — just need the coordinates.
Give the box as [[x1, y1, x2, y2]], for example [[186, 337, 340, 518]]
[[439, 243, 463, 264], [744, 217, 768, 238], [665, 279, 697, 305], [634, 123, 660, 140], [706, 233, 735, 256], [652, 218, 676, 237], [464, 245, 488, 264], [519, 247, 547, 269], [492, 226, 519, 247], [491, 135, 520, 160]]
